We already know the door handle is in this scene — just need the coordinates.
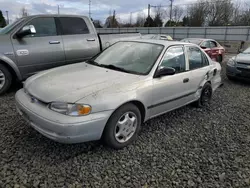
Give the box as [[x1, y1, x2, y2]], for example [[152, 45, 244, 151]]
[[49, 41, 60, 44], [183, 78, 189, 83], [87, 39, 96, 41]]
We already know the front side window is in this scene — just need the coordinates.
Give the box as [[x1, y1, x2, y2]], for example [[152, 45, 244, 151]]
[[24, 17, 57, 37], [59, 17, 89, 35], [201, 41, 210, 48], [160, 46, 186, 73], [88, 42, 164, 75], [187, 46, 209, 70]]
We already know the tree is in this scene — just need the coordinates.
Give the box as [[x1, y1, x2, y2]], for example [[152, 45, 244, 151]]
[[154, 14, 163, 27], [104, 16, 119, 28], [20, 7, 29, 17], [182, 16, 189, 26], [153, 5, 163, 27], [186, 0, 209, 26], [172, 6, 184, 23], [93, 20, 103, 28], [207, 0, 234, 26], [144, 16, 155, 27], [0, 10, 6, 28], [135, 13, 145, 27]]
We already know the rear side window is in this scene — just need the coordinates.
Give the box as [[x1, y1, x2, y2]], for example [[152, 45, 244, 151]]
[[187, 46, 209, 70], [201, 41, 210, 48], [24, 17, 57, 37], [59, 17, 89, 35]]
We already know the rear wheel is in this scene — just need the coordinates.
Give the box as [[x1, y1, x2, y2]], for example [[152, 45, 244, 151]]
[[217, 55, 223, 63], [193, 82, 213, 108], [103, 103, 141, 149], [0, 64, 12, 95], [227, 75, 236, 81]]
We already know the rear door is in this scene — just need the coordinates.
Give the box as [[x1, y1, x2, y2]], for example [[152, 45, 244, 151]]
[[185, 45, 211, 100], [209, 40, 219, 61], [57, 17, 100, 64], [12, 17, 65, 78]]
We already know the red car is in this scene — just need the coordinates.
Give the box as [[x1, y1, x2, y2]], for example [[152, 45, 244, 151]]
[[181, 38, 225, 63]]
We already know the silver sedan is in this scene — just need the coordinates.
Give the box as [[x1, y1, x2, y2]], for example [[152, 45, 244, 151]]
[[15, 40, 222, 149]]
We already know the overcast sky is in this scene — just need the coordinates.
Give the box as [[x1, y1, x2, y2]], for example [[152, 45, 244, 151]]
[[0, 0, 248, 24], [0, 0, 191, 23]]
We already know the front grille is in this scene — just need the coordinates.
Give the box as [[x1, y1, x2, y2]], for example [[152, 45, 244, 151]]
[[237, 62, 250, 66], [237, 67, 250, 73]]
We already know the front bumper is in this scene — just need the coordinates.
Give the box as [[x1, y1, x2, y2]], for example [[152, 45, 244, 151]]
[[15, 89, 113, 144], [226, 64, 250, 80]]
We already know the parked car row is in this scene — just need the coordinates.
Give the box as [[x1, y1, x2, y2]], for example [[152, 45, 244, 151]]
[[4, 15, 246, 149]]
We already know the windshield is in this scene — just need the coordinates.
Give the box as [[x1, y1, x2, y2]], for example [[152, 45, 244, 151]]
[[181, 38, 202, 45], [89, 42, 164, 75], [0, 18, 26, 34], [242, 47, 250, 54]]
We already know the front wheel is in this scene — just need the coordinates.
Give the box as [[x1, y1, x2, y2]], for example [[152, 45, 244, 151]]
[[103, 103, 141, 149], [0, 64, 12, 95], [193, 82, 213, 108]]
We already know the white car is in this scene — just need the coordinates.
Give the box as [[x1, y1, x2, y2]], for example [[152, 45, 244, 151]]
[[15, 40, 222, 149]]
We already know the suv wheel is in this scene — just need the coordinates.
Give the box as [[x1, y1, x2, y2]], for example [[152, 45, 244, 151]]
[[0, 64, 12, 95]]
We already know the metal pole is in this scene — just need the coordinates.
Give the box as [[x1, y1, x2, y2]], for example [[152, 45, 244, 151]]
[[130, 12, 132, 26], [148, 4, 151, 27], [58, 5, 60, 14], [89, 0, 91, 18], [5, 11, 9, 25], [170, 0, 173, 26]]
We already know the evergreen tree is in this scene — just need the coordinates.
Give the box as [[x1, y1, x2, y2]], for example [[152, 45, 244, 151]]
[[0, 10, 7, 28]]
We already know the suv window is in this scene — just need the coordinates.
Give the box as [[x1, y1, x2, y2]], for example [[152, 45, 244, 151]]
[[59, 17, 89, 35], [187, 46, 209, 70], [210, 41, 217, 48], [24, 17, 57, 37], [201, 41, 210, 48], [160, 46, 186, 73]]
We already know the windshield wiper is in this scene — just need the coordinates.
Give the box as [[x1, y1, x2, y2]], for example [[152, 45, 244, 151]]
[[86, 59, 99, 66], [99, 64, 130, 73]]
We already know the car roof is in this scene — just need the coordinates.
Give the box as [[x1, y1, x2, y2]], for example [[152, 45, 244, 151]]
[[121, 39, 194, 47], [23, 14, 88, 19], [183, 38, 216, 41]]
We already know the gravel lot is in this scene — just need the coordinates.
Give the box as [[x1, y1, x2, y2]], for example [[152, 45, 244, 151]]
[[0, 55, 250, 188]]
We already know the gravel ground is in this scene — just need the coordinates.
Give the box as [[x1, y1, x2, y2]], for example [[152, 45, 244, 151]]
[[0, 55, 250, 188]]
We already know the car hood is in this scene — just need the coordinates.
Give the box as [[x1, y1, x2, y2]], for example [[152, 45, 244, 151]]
[[24, 62, 141, 103], [235, 53, 250, 64]]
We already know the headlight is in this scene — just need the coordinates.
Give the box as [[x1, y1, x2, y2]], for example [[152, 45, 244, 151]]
[[49, 102, 91, 116], [227, 58, 236, 66]]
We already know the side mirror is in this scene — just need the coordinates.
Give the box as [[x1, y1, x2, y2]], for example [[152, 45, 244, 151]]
[[16, 25, 36, 38], [154, 66, 176, 78]]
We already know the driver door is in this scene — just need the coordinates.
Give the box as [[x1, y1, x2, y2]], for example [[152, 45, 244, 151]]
[[150, 46, 193, 117], [12, 17, 65, 79]]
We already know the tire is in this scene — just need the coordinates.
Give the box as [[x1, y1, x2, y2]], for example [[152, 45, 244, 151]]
[[227, 75, 236, 81], [193, 82, 213, 108], [217, 55, 222, 63], [0, 64, 12, 95], [103, 103, 141, 149]]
